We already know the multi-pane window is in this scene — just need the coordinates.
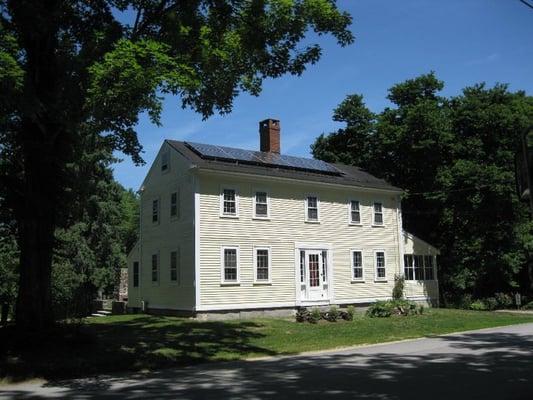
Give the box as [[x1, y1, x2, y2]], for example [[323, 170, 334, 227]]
[[373, 202, 383, 225], [350, 200, 361, 224], [151, 254, 159, 283], [222, 189, 237, 216], [306, 196, 319, 221], [299, 250, 305, 283], [414, 255, 424, 280], [222, 247, 238, 283], [375, 251, 386, 280], [152, 199, 159, 223], [170, 250, 179, 283], [255, 248, 270, 282], [424, 255, 435, 280], [352, 251, 363, 280], [133, 261, 139, 287], [404, 254, 436, 281], [404, 254, 414, 280], [254, 191, 268, 218], [170, 191, 179, 218], [321, 250, 328, 283], [161, 152, 170, 172]]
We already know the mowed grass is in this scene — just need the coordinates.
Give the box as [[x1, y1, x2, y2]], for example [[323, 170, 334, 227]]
[[2, 308, 533, 382]]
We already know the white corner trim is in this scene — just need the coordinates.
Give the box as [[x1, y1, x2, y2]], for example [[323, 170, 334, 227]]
[[194, 176, 201, 309]]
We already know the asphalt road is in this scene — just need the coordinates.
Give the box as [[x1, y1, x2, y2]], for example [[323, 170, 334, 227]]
[[2, 323, 533, 400]]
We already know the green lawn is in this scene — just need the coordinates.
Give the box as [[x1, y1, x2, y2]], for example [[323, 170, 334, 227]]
[[2, 308, 533, 383]]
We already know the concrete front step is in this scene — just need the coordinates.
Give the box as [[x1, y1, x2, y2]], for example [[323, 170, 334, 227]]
[[90, 313, 107, 317]]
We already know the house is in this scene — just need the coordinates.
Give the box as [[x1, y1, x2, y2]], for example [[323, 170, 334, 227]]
[[127, 119, 439, 318]]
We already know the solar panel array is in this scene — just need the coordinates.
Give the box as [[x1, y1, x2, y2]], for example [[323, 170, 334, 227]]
[[185, 142, 341, 175]]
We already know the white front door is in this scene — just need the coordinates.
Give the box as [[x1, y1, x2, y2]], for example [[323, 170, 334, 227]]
[[305, 250, 326, 301]]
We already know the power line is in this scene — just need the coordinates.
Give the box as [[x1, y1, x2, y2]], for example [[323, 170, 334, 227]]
[[519, 0, 533, 10]]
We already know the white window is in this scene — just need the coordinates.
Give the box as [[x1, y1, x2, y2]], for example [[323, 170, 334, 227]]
[[373, 202, 383, 225], [254, 246, 271, 283], [133, 261, 139, 288], [170, 191, 179, 218], [404, 254, 414, 280], [151, 253, 159, 283], [404, 254, 436, 281], [152, 199, 159, 223], [161, 151, 170, 172], [220, 188, 238, 217], [170, 249, 179, 284], [221, 246, 239, 283], [349, 200, 361, 224], [351, 250, 364, 281], [305, 195, 319, 222], [375, 250, 386, 280], [254, 191, 269, 218]]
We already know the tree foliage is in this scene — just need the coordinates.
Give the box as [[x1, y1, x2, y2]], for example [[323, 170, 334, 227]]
[[312, 73, 533, 299], [0, 0, 353, 328]]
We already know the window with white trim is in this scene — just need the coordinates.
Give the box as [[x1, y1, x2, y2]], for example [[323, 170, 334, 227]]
[[424, 255, 435, 280], [170, 249, 179, 283], [133, 261, 139, 287], [349, 200, 361, 224], [254, 247, 271, 283], [404, 254, 414, 280], [306, 196, 319, 221], [152, 199, 159, 223], [403, 254, 436, 281], [351, 250, 363, 281], [373, 202, 383, 225], [170, 191, 179, 218], [222, 247, 239, 283], [414, 255, 424, 280], [254, 191, 269, 218], [221, 188, 237, 216], [151, 253, 159, 283], [375, 251, 386, 280], [161, 151, 170, 172]]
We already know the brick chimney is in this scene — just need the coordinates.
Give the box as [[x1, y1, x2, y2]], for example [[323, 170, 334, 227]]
[[259, 119, 280, 154]]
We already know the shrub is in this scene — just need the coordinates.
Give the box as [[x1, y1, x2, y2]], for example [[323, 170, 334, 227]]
[[325, 306, 340, 322], [366, 301, 393, 318], [343, 305, 356, 321], [367, 300, 424, 318], [459, 294, 473, 310], [470, 300, 487, 311], [522, 301, 533, 310], [308, 308, 322, 324], [483, 297, 498, 311], [494, 292, 513, 309], [392, 274, 405, 300], [295, 308, 310, 323]]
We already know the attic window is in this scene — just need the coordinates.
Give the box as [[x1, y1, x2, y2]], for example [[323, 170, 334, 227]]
[[161, 152, 170, 172]]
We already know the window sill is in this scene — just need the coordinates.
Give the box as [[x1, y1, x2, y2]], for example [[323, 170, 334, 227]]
[[374, 279, 388, 283], [304, 220, 320, 224], [252, 216, 271, 221], [220, 282, 240, 286], [349, 223, 363, 226], [253, 281, 272, 286], [220, 214, 239, 219], [351, 279, 365, 283], [372, 224, 385, 228]]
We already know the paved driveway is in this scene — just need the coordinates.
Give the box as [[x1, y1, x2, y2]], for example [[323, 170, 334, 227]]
[[2, 323, 532, 400]]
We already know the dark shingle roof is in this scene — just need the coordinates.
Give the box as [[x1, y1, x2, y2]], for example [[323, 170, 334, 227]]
[[166, 140, 402, 192]]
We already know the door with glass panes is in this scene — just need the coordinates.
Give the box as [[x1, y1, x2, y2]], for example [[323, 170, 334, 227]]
[[303, 250, 328, 300]]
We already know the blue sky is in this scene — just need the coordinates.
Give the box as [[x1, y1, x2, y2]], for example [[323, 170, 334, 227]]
[[113, 0, 533, 190]]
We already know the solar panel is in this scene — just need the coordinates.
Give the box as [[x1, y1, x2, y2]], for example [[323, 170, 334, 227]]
[[185, 142, 341, 175]]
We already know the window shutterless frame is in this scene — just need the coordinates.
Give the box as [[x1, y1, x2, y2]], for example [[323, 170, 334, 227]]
[[219, 186, 239, 218], [170, 248, 179, 284], [350, 249, 364, 281], [152, 198, 160, 224], [372, 201, 384, 226], [161, 151, 170, 173], [151, 252, 159, 285], [253, 189, 270, 219], [133, 261, 139, 288], [304, 194, 320, 223], [253, 246, 272, 284], [170, 190, 179, 219], [220, 246, 240, 284], [348, 200, 362, 225], [374, 250, 387, 281]]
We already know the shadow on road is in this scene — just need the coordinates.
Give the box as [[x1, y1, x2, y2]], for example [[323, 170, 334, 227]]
[[2, 327, 532, 399]]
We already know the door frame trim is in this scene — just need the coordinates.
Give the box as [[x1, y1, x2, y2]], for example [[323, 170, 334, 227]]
[[294, 243, 334, 303]]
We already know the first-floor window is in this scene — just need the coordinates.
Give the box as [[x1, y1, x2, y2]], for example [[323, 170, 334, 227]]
[[170, 249, 179, 283], [375, 251, 386, 280], [133, 261, 139, 287], [404, 254, 414, 280], [424, 255, 435, 280], [352, 250, 363, 280], [222, 247, 238, 283], [414, 255, 424, 280], [255, 247, 270, 282], [151, 253, 159, 283]]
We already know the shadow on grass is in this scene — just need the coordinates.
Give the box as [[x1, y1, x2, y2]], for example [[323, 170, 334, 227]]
[[2, 326, 533, 399], [0, 316, 277, 382]]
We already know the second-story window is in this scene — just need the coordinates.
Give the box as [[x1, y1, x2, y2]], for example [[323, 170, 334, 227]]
[[254, 191, 269, 218], [306, 196, 319, 222], [152, 199, 159, 223], [350, 200, 361, 224], [222, 188, 237, 216], [170, 191, 179, 218], [373, 202, 383, 225]]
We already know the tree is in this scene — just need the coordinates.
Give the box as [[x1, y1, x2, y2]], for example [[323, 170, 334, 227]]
[[0, 0, 353, 329], [312, 74, 533, 299]]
